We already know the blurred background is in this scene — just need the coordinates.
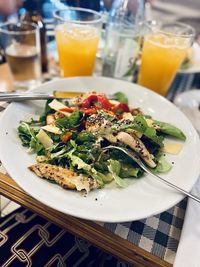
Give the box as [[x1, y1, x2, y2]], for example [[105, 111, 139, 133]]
[[0, 0, 199, 35], [0, 0, 200, 93]]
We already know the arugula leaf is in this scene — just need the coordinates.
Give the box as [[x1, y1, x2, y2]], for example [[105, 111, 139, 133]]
[[68, 154, 91, 171], [120, 163, 143, 178], [122, 115, 164, 146], [134, 115, 148, 132], [74, 144, 95, 163], [40, 100, 55, 123], [90, 170, 113, 187], [21, 118, 41, 126], [153, 155, 172, 174], [122, 116, 163, 146], [76, 131, 95, 143], [108, 159, 128, 188], [114, 92, 128, 104], [56, 111, 83, 129], [18, 124, 32, 146], [18, 122, 45, 155], [153, 120, 186, 141], [144, 127, 164, 146], [29, 138, 45, 155], [99, 172, 113, 183], [50, 147, 68, 159], [88, 169, 104, 187], [90, 172, 104, 187], [66, 140, 92, 171], [114, 115, 181, 146]]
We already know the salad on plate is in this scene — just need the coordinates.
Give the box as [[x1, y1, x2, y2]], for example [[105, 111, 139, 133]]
[[18, 91, 186, 193]]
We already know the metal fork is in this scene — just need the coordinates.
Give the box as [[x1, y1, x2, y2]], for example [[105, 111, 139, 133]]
[[103, 145, 200, 203]]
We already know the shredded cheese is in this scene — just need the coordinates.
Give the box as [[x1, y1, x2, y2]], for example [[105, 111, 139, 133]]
[[36, 129, 53, 149], [42, 125, 61, 135], [48, 99, 71, 116]]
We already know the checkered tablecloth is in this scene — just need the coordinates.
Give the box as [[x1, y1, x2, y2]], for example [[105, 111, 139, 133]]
[[99, 200, 187, 264], [0, 73, 199, 265]]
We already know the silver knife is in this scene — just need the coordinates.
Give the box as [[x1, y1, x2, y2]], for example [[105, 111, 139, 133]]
[[0, 91, 116, 102]]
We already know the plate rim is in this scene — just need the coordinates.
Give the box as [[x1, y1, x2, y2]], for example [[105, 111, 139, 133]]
[[1, 76, 200, 222]]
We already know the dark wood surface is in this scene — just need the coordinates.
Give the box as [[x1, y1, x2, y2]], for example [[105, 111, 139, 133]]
[[0, 172, 172, 267]]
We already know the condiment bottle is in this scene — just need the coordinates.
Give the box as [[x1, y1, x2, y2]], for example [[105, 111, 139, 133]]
[[21, 0, 48, 73]]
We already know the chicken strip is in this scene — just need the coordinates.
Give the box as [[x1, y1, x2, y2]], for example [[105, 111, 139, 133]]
[[46, 112, 64, 125], [116, 132, 156, 168], [29, 163, 98, 192]]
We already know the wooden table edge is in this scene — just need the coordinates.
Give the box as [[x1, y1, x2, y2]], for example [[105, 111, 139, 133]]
[[0, 172, 171, 267]]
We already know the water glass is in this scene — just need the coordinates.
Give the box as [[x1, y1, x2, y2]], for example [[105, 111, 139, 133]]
[[102, 0, 145, 81], [0, 22, 41, 90], [54, 7, 102, 77], [138, 22, 195, 96]]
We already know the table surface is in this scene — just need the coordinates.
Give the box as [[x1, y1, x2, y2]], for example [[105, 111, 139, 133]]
[[0, 172, 171, 267], [0, 62, 198, 267]]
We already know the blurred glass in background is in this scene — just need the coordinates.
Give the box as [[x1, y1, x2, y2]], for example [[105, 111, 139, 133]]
[[102, 0, 145, 82], [0, 0, 200, 89], [54, 7, 102, 77], [138, 21, 195, 96], [0, 22, 41, 90]]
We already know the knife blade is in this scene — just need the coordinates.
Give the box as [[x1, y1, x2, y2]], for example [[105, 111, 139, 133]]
[[0, 91, 116, 102]]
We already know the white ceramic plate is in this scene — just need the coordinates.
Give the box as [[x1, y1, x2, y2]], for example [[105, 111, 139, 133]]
[[174, 89, 200, 109], [174, 90, 200, 134], [1, 77, 200, 222]]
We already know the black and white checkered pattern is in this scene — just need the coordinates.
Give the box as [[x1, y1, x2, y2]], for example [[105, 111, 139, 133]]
[[97, 199, 187, 264], [0, 73, 199, 264]]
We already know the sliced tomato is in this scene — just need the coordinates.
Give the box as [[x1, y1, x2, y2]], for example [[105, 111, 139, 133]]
[[96, 95, 113, 110], [81, 95, 98, 108], [112, 103, 130, 114], [59, 107, 76, 112], [81, 94, 113, 110], [80, 107, 98, 115]]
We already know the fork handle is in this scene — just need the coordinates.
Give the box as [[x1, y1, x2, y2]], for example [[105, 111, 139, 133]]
[[104, 145, 200, 203], [125, 147, 200, 203], [119, 146, 200, 203], [143, 165, 200, 203]]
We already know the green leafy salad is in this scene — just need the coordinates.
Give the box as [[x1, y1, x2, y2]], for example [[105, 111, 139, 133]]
[[18, 91, 186, 193]]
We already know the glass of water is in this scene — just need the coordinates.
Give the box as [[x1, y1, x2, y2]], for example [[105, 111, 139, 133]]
[[0, 22, 41, 90], [102, 0, 144, 82]]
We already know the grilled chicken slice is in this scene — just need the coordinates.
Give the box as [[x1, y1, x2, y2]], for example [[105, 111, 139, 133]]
[[116, 132, 156, 168], [46, 114, 55, 125], [46, 112, 65, 125], [29, 163, 98, 192], [104, 133, 117, 143]]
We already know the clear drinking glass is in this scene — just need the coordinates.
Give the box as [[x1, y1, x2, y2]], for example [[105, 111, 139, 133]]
[[0, 22, 41, 90], [102, 0, 145, 81], [138, 22, 195, 96], [54, 7, 102, 77]]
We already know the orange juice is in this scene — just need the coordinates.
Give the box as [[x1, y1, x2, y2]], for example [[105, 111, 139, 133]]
[[55, 24, 99, 77], [138, 34, 188, 96]]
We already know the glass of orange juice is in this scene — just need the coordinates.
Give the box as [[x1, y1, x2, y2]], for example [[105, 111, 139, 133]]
[[138, 22, 195, 96], [54, 8, 102, 77]]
